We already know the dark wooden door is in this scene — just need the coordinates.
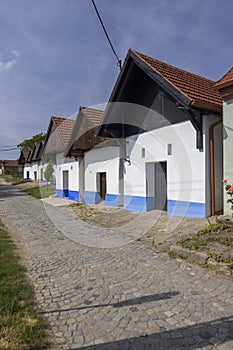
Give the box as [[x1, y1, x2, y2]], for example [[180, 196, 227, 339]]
[[155, 162, 167, 211], [99, 172, 106, 200], [63, 170, 69, 190]]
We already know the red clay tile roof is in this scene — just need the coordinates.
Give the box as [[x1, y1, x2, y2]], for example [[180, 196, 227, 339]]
[[132, 49, 222, 112], [51, 116, 67, 127], [57, 118, 75, 147], [80, 107, 104, 126], [215, 67, 233, 89], [2, 160, 19, 167]]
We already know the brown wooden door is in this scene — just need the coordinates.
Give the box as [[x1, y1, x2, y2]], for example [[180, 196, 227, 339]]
[[99, 172, 106, 200]]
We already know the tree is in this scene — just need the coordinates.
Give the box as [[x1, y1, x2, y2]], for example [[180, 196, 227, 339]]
[[18, 133, 46, 151], [44, 160, 54, 189]]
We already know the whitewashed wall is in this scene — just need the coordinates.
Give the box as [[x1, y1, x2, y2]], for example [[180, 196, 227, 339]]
[[31, 162, 39, 181], [84, 145, 120, 205], [55, 153, 79, 200], [124, 120, 206, 216], [222, 99, 233, 214], [24, 163, 32, 180]]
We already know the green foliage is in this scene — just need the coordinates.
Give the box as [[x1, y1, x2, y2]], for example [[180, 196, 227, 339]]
[[18, 133, 46, 151], [179, 233, 233, 251], [2, 175, 31, 185], [222, 180, 233, 211], [198, 223, 229, 235], [168, 251, 187, 260], [23, 185, 56, 199], [0, 220, 49, 349], [44, 161, 54, 183]]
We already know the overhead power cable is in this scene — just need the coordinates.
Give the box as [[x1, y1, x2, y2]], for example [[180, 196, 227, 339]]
[[91, 0, 122, 70], [0, 147, 18, 152], [0, 145, 18, 147]]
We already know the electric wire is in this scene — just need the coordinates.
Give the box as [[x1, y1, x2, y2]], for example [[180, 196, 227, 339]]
[[91, 0, 122, 69]]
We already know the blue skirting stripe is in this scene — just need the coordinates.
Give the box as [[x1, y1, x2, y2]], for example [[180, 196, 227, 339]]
[[168, 200, 205, 218], [105, 193, 119, 207], [124, 195, 148, 212], [56, 189, 69, 198], [124, 195, 205, 217], [83, 191, 101, 204], [68, 190, 79, 201]]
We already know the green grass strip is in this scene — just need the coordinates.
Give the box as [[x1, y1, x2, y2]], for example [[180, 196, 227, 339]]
[[0, 220, 49, 349], [23, 185, 56, 199]]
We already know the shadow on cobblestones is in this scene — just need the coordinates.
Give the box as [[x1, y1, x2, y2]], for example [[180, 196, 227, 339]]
[[0, 184, 27, 198], [74, 315, 233, 350], [40, 291, 180, 314]]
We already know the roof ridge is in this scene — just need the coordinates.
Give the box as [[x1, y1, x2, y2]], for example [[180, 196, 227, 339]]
[[80, 106, 104, 112], [215, 67, 233, 87], [133, 49, 216, 83], [129, 48, 222, 111]]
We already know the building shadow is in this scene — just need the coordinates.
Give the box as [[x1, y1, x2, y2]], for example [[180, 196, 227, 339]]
[[0, 183, 28, 199], [41, 291, 180, 314], [71, 315, 233, 350]]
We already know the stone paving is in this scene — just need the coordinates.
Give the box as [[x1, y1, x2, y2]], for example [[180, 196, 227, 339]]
[[0, 179, 233, 349]]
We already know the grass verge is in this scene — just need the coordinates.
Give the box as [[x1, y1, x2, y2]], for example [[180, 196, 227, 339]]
[[0, 175, 32, 186], [0, 220, 49, 349], [23, 185, 56, 199], [176, 223, 233, 265]]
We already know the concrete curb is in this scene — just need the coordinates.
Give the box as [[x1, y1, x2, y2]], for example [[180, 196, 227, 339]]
[[170, 245, 233, 275]]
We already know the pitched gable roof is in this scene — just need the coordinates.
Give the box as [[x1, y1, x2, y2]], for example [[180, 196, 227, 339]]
[[57, 118, 76, 147], [18, 150, 30, 165], [132, 49, 222, 112], [215, 67, 233, 89], [48, 116, 75, 147], [26, 149, 34, 163], [41, 115, 75, 160], [65, 106, 105, 157], [79, 106, 104, 126], [31, 141, 44, 161]]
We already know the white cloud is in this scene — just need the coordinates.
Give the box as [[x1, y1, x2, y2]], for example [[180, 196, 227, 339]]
[[0, 50, 20, 72], [12, 49, 20, 57], [0, 59, 16, 71]]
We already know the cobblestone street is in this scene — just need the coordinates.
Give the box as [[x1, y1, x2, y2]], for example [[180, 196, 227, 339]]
[[0, 180, 233, 350]]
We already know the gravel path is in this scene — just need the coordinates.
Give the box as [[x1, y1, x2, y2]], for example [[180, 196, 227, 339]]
[[0, 179, 233, 350]]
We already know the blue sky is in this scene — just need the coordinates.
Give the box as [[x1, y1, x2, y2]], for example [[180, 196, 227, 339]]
[[0, 0, 233, 159]]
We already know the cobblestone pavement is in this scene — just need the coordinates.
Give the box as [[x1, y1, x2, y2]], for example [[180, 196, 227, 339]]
[[0, 180, 233, 350]]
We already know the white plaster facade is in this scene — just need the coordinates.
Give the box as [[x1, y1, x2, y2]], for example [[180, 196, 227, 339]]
[[222, 99, 233, 214], [83, 144, 120, 206], [122, 115, 222, 217], [24, 163, 32, 180], [55, 153, 79, 200]]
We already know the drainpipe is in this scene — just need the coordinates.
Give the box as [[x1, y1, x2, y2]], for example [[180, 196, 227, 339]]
[[209, 118, 222, 216]]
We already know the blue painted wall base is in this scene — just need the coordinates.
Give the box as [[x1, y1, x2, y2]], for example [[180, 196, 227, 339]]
[[124, 195, 205, 217], [56, 189, 69, 198], [105, 193, 119, 207], [56, 189, 79, 201], [124, 195, 148, 212], [168, 200, 205, 218], [68, 190, 79, 201], [83, 191, 101, 204]]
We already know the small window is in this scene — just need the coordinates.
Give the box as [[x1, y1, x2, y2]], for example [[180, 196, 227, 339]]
[[167, 143, 172, 155], [71, 166, 73, 170], [141, 148, 145, 158]]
